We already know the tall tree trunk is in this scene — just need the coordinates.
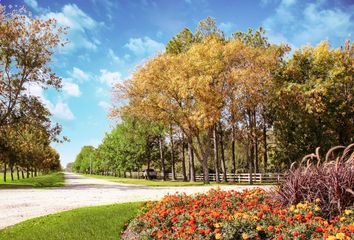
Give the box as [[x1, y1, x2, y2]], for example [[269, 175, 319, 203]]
[[181, 136, 187, 181], [202, 153, 210, 184], [21, 170, 25, 179], [3, 163, 6, 182], [159, 136, 166, 181], [248, 143, 254, 185], [263, 122, 268, 172], [255, 137, 259, 173], [34, 168, 37, 177], [26, 166, 30, 178], [188, 141, 195, 182], [169, 126, 176, 181], [16, 166, 20, 180], [253, 110, 259, 173], [231, 124, 236, 175], [10, 164, 14, 181], [247, 109, 254, 184], [213, 124, 220, 183], [31, 170, 33, 178], [219, 122, 227, 182]]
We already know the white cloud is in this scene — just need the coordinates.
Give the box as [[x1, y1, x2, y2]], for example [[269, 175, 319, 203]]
[[99, 69, 123, 87], [62, 80, 81, 97], [98, 101, 111, 111], [71, 67, 90, 82], [43, 4, 100, 53], [263, 0, 354, 47], [108, 49, 124, 65], [156, 30, 163, 38], [50, 100, 75, 120], [96, 87, 104, 95], [125, 37, 164, 56], [219, 22, 234, 35], [294, 3, 352, 44], [26, 83, 75, 120], [24, 0, 44, 12]]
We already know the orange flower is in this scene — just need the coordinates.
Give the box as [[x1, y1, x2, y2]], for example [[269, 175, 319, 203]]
[[267, 225, 274, 231]]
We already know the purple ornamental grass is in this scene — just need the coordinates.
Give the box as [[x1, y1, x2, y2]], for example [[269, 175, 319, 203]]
[[275, 143, 354, 218]]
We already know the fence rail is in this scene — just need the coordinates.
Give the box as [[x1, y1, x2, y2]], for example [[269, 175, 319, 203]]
[[167, 173, 285, 183]]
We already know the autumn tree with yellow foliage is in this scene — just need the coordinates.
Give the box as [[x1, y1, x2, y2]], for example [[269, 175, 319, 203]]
[[113, 18, 288, 183]]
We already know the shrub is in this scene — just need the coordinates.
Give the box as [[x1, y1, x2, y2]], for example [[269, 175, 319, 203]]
[[275, 143, 354, 218]]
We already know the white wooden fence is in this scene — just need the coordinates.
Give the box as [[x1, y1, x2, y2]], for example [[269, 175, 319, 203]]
[[167, 172, 285, 183]]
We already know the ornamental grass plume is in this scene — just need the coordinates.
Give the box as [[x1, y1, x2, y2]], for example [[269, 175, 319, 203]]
[[275, 143, 354, 218]]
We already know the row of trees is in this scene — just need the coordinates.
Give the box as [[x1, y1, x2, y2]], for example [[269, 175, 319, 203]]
[[0, 5, 65, 181], [73, 17, 353, 183]]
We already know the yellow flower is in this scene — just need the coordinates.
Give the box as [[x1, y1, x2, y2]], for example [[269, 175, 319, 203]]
[[344, 209, 353, 215], [290, 205, 295, 212], [336, 232, 346, 239], [214, 223, 221, 228], [296, 203, 303, 209], [340, 217, 346, 221], [242, 233, 249, 239], [315, 206, 321, 212], [315, 198, 321, 203], [215, 233, 222, 239], [326, 236, 336, 240], [256, 225, 263, 231]]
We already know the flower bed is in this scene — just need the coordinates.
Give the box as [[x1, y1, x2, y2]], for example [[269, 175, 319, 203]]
[[124, 189, 354, 240]]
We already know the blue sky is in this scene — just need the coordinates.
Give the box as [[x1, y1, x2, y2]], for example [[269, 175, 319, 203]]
[[2, 0, 353, 166]]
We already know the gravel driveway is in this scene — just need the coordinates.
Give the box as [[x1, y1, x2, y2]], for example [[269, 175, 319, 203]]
[[0, 172, 270, 229]]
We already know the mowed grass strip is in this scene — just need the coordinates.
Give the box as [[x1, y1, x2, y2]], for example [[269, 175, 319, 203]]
[[0, 202, 142, 240], [0, 172, 64, 188], [84, 174, 276, 187], [83, 174, 206, 186]]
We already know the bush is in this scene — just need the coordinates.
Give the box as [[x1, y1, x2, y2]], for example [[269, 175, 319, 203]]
[[275, 144, 354, 218]]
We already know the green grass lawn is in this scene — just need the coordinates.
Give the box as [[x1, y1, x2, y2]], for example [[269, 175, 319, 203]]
[[83, 174, 276, 187], [0, 202, 142, 240], [83, 174, 206, 186], [0, 172, 64, 188]]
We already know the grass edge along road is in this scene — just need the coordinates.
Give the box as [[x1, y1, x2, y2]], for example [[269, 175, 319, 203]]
[[83, 174, 275, 187], [0, 172, 64, 188], [0, 202, 143, 240]]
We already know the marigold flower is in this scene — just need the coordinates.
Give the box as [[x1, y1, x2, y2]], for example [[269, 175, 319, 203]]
[[344, 209, 352, 215], [242, 233, 249, 239], [326, 236, 336, 240], [336, 232, 346, 239], [215, 233, 222, 239], [267, 225, 274, 231]]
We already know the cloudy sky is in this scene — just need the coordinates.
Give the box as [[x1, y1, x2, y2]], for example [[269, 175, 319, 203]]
[[2, 0, 353, 166]]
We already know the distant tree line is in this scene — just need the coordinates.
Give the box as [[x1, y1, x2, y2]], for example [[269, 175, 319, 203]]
[[73, 17, 353, 183], [0, 5, 65, 181]]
